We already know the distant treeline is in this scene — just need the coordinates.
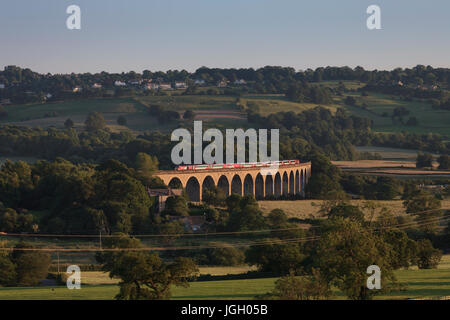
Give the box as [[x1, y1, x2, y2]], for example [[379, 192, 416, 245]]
[[0, 106, 448, 166], [1, 65, 449, 104]]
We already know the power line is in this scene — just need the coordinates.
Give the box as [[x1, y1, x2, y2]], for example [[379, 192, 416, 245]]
[[1, 208, 446, 239], [1, 214, 448, 253]]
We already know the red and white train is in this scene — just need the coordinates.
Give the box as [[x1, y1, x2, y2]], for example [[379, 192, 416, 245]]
[[175, 160, 300, 171]]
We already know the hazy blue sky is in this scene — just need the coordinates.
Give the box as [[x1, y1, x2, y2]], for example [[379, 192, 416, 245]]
[[1, 0, 449, 73]]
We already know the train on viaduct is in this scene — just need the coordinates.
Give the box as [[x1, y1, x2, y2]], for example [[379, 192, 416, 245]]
[[154, 160, 311, 202]]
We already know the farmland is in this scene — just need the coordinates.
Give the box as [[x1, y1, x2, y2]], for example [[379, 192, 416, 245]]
[[332, 159, 450, 179], [259, 199, 450, 219], [337, 91, 450, 136], [2, 84, 450, 138], [0, 255, 449, 300]]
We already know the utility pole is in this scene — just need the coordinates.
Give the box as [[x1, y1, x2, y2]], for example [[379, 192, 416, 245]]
[[99, 230, 102, 250]]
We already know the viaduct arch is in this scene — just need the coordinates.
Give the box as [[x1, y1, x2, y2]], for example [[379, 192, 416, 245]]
[[155, 162, 311, 202]]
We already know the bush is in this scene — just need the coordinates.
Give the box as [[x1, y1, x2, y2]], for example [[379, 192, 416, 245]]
[[264, 269, 331, 300], [416, 153, 433, 168], [207, 245, 245, 266], [117, 115, 127, 125], [416, 239, 442, 269]]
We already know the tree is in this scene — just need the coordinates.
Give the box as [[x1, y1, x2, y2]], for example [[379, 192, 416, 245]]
[[226, 195, 266, 231], [0, 105, 9, 118], [375, 176, 398, 200], [246, 242, 305, 275], [117, 115, 127, 126], [403, 190, 442, 233], [0, 242, 16, 287], [202, 186, 226, 207], [381, 229, 418, 269], [416, 153, 433, 168], [0, 255, 16, 287], [135, 152, 159, 186], [416, 239, 442, 269], [437, 154, 450, 170], [266, 269, 331, 300], [304, 151, 343, 199], [406, 116, 419, 126], [327, 203, 365, 222], [85, 112, 105, 131], [163, 196, 189, 217], [315, 218, 397, 300], [267, 209, 289, 227], [344, 96, 357, 106], [11, 242, 51, 286], [96, 234, 198, 300], [183, 110, 195, 120], [206, 245, 245, 266], [64, 118, 74, 128]]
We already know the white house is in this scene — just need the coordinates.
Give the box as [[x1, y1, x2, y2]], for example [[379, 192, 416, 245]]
[[194, 79, 205, 86], [160, 83, 172, 90], [175, 82, 187, 89], [114, 80, 127, 87], [72, 86, 82, 93], [234, 79, 247, 85], [129, 79, 143, 85], [217, 80, 228, 88], [92, 83, 102, 89], [0, 83, 5, 89], [145, 83, 160, 90]]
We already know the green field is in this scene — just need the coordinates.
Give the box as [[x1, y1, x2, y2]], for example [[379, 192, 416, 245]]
[[1, 256, 449, 300], [2, 97, 146, 122], [240, 96, 336, 116], [3, 87, 450, 137], [338, 92, 450, 136]]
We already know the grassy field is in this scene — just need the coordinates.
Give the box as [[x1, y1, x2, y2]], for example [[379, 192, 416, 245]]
[[3, 84, 450, 137], [332, 159, 450, 178], [2, 97, 147, 123], [338, 92, 450, 136], [1, 94, 333, 131], [240, 96, 337, 116], [355, 146, 440, 161], [1, 256, 449, 300], [258, 199, 450, 219]]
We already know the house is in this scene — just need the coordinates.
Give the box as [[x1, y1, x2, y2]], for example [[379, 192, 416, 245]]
[[91, 83, 102, 89], [0, 83, 5, 89], [175, 82, 187, 89], [167, 215, 206, 232], [234, 79, 247, 85], [1, 99, 11, 105], [194, 79, 206, 86], [148, 188, 183, 213], [129, 79, 143, 86], [72, 86, 82, 93], [159, 83, 172, 90], [44, 93, 53, 100], [217, 80, 228, 88], [145, 82, 160, 90], [114, 80, 127, 87]]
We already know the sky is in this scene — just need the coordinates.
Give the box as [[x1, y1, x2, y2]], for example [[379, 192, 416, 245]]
[[0, 0, 449, 74]]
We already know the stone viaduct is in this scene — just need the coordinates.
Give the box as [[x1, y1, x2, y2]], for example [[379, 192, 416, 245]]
[[155, 162, 311, 202]]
